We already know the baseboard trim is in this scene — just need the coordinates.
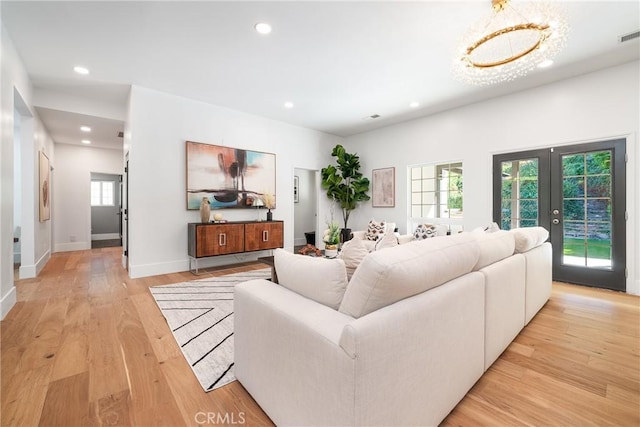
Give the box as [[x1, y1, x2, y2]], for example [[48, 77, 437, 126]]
[[19, 264, 36, 279], [293, 237, 308, 246], [91, 233, 120, 241], [129, 252, 267, 279], [35, 250, 50, 276], [54, 242, 91, 252], [1, 286, 17, 320]]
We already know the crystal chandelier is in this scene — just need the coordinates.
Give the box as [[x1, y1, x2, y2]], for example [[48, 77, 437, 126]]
[[454, 0, 569, 85]]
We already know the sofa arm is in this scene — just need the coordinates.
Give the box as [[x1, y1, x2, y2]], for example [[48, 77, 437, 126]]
[[234, 279, 356, 426]]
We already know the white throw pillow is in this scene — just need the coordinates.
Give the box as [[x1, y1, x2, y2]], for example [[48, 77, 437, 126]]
[[274, 248, 348, 310], [338, 238, 369, 280], [509, 227, 549, 253], [339, 233, 480, 318], [365, 219, 386, 241], [375, 229, 399, 251]]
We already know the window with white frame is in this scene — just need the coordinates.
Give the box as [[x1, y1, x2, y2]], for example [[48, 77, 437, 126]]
[[91, 181, 115, 206], [410, 161, 463, 231]]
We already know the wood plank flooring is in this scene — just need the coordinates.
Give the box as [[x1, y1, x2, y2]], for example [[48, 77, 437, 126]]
[[2, 247, 639, 426]]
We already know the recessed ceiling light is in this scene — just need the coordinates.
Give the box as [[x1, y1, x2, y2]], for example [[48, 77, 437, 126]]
[[80, 126, 91, 132], [73, 66, 90, 75], [255, 23, 272, 35], [409, 101, 420, 108], [537, 59, 554, 68], [284, 102, 294, 109], [81, 139, 91, 144]]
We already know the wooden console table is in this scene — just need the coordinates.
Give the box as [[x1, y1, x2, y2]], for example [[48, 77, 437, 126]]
[[188, 220, 283, 274]]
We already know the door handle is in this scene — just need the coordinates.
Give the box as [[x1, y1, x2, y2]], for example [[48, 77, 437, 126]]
[[219, 233, 227, 246], [552, 218, 560, 225], [262, 230, 269, 242]]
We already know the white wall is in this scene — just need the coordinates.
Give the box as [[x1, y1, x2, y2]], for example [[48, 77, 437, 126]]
[[346, 61, 640, 295], [293, 168, 318, 246], [53, 144, 123, 252], [127, 86, 343, 278], [1, 24, 54, 318]]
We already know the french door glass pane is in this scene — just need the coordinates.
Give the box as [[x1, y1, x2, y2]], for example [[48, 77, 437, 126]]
[[500, 158, 539, 230], [561, 151, 612, 269]]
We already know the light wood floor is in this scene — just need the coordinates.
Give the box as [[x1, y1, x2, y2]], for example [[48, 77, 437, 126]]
[[1, 247, 638, 426]]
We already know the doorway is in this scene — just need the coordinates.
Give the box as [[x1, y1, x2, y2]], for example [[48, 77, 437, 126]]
[[90, 172, 123, 248], [293, 168, 319, 251], [493, 139, 626, 291]]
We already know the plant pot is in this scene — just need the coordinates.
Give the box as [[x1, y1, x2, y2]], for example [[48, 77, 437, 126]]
[[340, 228, 353, 243], [324, 244, 338, 258]]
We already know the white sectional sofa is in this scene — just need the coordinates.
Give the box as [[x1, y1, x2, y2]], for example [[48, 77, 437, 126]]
[[234, 227, 551, 426]]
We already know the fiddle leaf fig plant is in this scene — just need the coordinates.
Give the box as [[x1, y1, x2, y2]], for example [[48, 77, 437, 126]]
[[321, 144, 370, 230]]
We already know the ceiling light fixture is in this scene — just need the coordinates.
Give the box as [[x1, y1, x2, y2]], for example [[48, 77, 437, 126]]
[[454, 0, 568, 85], [284, 102, 294, 109], [80, 126, 91, 132], [81, 139, 91, 144], [409, 101, 420, 108], [255, 22, 272, 35], [73, 66, 90, 75]]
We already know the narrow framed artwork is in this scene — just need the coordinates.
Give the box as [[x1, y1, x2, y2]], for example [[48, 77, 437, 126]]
[[39, 151, 51, 222], [186, 141, 276, 210], [372, 167, 395, 207], [293, 175, 299, 203]]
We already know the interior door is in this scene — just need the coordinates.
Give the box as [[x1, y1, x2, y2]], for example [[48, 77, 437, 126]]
[[493, 139, 626, 291]]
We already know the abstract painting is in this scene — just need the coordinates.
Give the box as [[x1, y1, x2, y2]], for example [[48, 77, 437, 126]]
[[372, 167, 395, 207], [39, 151, 51, 221], [186, 141, 276, 209]]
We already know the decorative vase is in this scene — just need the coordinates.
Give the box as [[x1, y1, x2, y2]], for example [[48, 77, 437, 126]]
[[200, 197, 211, 223], [324, 244, 338, 258], [266, 209, 273, 221]]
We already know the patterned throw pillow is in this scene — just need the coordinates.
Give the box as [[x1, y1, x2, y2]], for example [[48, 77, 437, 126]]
[[365, 220, 386, 241], [414, 224, 438, 240]]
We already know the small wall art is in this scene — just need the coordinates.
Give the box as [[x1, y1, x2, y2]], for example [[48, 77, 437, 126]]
[[293, 175, 299, 203], [372, 167, 395, 207], [39, 151, 51, 222], [186, 141, 276, 210]]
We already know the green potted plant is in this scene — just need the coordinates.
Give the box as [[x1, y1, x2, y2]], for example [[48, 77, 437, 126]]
[[322, 221, 341, 258], [321, 144, 370, 241]]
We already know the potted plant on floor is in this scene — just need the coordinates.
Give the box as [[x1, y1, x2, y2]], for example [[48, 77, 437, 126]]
[[321, 144, 370, 242]]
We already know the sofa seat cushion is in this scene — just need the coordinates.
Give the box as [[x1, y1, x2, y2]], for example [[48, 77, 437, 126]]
[[471, 230, 516, 271], [338, 234, 480, 318], [274, 248, 348, 310], [509, 227, 549, 253]]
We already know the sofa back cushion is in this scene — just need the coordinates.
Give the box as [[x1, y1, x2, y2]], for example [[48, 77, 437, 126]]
[[274, 248, 348, 310], [338, 237, 370, 280], [338, 233, 480, 318], [509, 227, 549, 253], [471, 230, 516, 271]]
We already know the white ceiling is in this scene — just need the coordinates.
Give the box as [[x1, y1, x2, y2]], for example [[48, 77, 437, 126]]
[[2, 1, 639, 146]]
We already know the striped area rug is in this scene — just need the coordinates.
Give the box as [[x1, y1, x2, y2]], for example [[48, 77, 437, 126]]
[[150, 268, 271, 392]]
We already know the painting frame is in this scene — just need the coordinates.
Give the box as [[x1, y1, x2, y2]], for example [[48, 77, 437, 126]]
[[293, 175, 299, 203], [186, 141, 276, 210], [39, 151, 51, 222], [372, 167, 395, 208]]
